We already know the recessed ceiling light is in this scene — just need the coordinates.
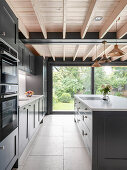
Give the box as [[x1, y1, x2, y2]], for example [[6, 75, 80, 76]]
[[95, 16, 103, 21]]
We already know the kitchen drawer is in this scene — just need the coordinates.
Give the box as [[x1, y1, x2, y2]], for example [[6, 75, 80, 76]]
[[82, 111, 92, 132], [0, 128, 18, 170]]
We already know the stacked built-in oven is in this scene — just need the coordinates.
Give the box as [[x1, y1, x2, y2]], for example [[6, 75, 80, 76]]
[[0, 38, 18, 142]]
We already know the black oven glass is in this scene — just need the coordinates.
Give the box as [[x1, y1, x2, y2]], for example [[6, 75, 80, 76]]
[[2, 59, 18, 84], [1, 98, 17, 128]]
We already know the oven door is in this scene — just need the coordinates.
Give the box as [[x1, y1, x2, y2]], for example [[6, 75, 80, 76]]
[[1, 58, 18, 84], [0, 95, 18, 141]]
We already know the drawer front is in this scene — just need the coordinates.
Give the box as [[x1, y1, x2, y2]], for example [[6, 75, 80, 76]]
[[82, 112, 92, 133], [0, 128, 18, 170]]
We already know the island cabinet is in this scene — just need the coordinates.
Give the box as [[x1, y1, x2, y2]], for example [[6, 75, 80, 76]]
[[74, 96, 127, 170], [0, 0, 18, 51], [19, 96, 44, 156], [0, 128, 18, 170]]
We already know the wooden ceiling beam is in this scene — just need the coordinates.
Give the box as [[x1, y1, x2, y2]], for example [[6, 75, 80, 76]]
[[48, 46, 55, 61], [83, 45, 95, 61], [117, 22, 127, 39], [92, 45, 113, 61], [81, 0, 97, 39], [31, 0, 47, 39], [121, 54, 127, 61], [63, 45, 65, 61], [73, 45, 80, 61], [63, 0, 66, 39], [111, 45, 127, 61], [99, 0, 127, 39], [6, 0, 29, 38]]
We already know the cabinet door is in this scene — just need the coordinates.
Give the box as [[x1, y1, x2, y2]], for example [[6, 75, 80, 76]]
[[0, 128, 18, 170], [18, 41, 24, 70], [23, 47, 30, 73], [0, 0, 18, 50], [28, 103, 36, 139], [19, 107, 29, 156], [35, 100, 40, 128], [39, 97, 44, 122], [29, 53, 35, 74]]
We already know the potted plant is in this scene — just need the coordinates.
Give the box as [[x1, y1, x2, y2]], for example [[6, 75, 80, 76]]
[[100, 85, 112, 100]]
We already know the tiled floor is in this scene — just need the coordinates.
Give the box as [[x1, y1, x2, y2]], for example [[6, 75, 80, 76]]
[[15, 115, 91, 170]]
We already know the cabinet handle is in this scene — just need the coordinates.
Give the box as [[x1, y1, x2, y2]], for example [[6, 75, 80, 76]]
[[85, 133, 87, 136], [77, 119, 80, 122], [85, 116, 87, 118], [0, 32, 6, 36], [0, 146, 5, 150], [23, 108, 26, 110], [29, 105, 31, 107]]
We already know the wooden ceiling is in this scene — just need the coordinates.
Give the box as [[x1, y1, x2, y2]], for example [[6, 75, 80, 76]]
[[6, 0, 127, 61]]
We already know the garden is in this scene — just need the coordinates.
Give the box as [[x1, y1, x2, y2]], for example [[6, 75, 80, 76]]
[[53, 66, 127, 111]]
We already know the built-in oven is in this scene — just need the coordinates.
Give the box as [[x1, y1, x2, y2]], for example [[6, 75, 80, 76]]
[[0, 38, 18, 85], [0, 85, 18, 142]]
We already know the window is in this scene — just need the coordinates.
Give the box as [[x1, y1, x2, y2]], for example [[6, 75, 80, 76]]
[[94, 66, 127, 97], [53, 66, 91, 111]]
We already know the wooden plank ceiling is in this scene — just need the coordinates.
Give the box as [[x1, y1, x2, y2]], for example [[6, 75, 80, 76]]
[[6, 0, 127, 61]]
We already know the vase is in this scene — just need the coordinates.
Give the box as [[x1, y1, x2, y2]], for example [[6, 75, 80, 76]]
[[103, 94, 109, 100]]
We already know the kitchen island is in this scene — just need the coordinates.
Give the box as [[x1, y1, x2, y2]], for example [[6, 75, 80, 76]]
[[74, 95, 127, 170]]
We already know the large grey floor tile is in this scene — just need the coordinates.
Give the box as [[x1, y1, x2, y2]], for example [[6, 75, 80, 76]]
[[30, 136, 63, 155], [64, 132, 85, 148], [22, 156, 63, 170], [64, 148, 91, 170], [38, 125, 63, 137]]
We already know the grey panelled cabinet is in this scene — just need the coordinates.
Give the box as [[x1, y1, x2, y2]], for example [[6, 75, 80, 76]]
[[0, 128, 18, 170], [19, 106, 29, 157], [0, 0, 18, 51], [18, 41, 35, 75], [19, 97, 44, 156], [74, 98, 127, 170]]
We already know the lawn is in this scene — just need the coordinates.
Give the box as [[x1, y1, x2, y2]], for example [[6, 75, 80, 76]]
[[53, 100, 74, 111]]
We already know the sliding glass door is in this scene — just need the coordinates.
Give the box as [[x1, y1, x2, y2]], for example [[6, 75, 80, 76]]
[[53, 66, 91, 111]]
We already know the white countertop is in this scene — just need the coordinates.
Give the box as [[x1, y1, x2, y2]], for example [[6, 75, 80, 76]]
[[75, 94, 127, 111], [18, 95, 44, 108]]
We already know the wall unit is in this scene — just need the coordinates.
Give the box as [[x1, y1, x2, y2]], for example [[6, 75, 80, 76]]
[[19, 96, 44, 156], [18, 40, 35, 75], [0, 0, 18, 51], [74, 97, 127, 170], [0, 128, 18, 170]]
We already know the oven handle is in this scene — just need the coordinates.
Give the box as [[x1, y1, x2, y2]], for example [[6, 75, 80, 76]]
[[0, 50, 19, 62], [1, 94, 18, 98]]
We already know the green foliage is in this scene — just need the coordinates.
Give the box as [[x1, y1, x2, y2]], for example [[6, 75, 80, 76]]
[[59, 93, 71, 103]]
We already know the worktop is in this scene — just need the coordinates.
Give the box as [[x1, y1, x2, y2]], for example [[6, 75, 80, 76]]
[[18, 95, 44, 108], [75, 94, 127, 111]]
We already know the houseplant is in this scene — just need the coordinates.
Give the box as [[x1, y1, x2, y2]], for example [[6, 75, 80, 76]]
[[100, 85, 112, 100]]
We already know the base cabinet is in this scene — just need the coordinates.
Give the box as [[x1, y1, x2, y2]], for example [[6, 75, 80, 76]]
[[74, 98, 127, 170], [19, 107, 29, 156], [19, 97, 44, 157], [0, 128, 18, 170]]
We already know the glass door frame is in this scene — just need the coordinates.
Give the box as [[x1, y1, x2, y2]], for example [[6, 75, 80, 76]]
[[47, 61, 95, 115]]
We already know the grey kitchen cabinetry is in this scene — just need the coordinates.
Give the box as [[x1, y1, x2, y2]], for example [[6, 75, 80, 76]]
[[28, 102, 36, 140], [19, 106, 29, 157], [0, 128, 18, 170], [0, 0, 18, 51], [74, 97, 127, 170], [18, 41, 35, 74], [18, 40, 24, 70], [19, 97, 44, 157]]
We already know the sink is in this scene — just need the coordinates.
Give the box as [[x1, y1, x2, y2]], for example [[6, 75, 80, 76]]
[[80, 97, 102, 100], [19, 98, 29, 101]]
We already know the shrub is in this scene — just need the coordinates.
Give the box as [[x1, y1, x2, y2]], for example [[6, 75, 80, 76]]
[[59, 93, 71, 103]]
